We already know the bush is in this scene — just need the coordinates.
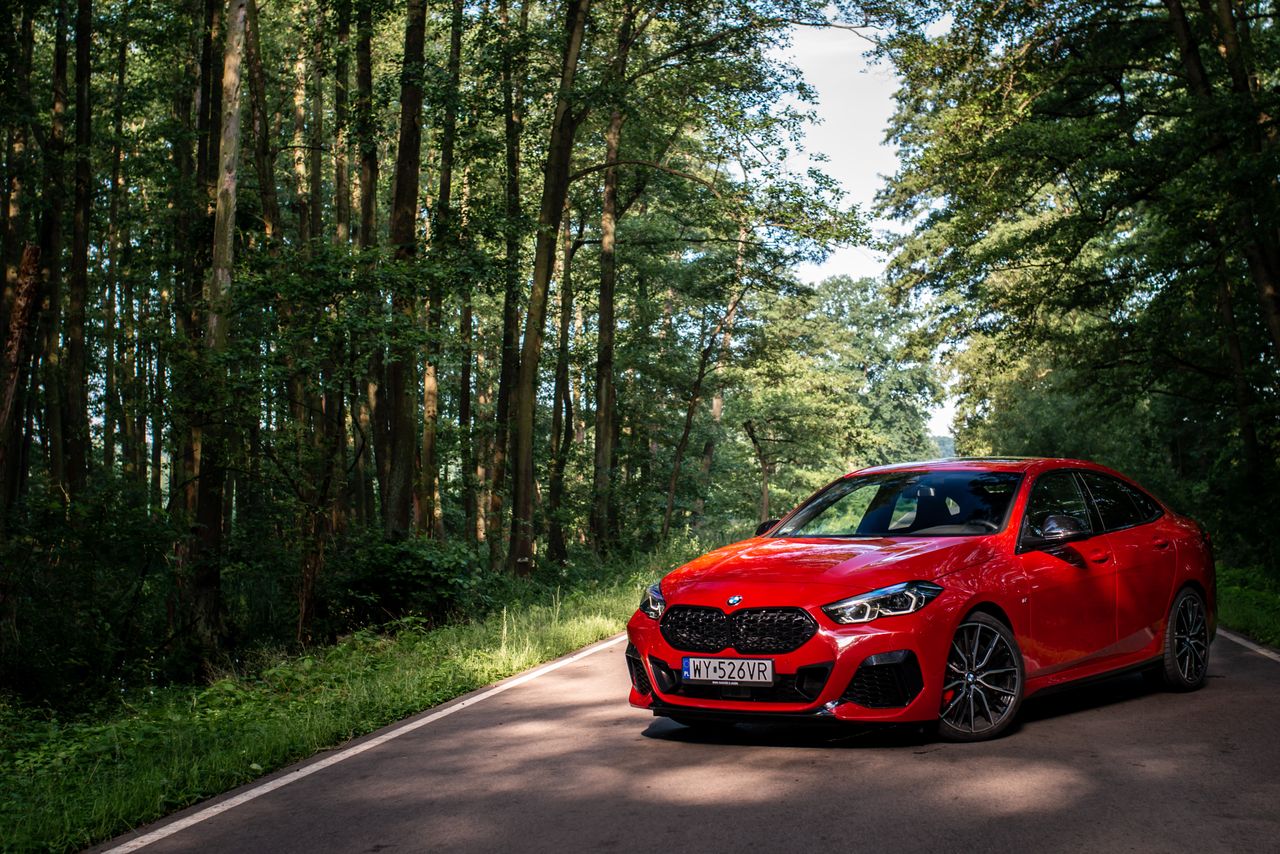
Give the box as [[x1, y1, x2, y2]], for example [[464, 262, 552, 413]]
[[314, 530, 485, 637], [0, 475, 180, 707]]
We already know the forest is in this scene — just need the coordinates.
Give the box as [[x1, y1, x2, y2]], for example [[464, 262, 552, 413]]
[[1, 0, 1277, 711]]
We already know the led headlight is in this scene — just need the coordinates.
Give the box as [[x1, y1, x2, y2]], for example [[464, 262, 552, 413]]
[[822, 581, 943, 624], [639, 583, 666, 620]]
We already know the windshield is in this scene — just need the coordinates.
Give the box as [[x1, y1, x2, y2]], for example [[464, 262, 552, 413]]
[[773, 470, 1022, 538]]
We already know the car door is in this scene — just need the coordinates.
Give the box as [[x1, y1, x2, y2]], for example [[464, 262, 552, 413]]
[[1079, 471, 1176, 654], [1018, 470, 1117, 673]]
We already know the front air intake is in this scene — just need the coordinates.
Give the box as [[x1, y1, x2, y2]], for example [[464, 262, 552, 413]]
[[842, 650, 924, 708]]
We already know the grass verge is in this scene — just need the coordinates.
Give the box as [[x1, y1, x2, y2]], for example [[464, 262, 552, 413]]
[[1218, 565, 1280, 648], [0, 540, 700, 852]]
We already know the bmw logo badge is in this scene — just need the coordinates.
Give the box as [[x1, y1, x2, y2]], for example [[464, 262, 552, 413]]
[[727, 595, 743, 606]]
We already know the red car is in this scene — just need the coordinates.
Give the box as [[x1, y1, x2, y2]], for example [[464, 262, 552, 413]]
[[626, 458, 1215, 740]]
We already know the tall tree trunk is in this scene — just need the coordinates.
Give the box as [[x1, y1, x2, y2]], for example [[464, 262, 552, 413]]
[[354, 0, 385, 519], [693, 224, 746, 523], [417, 0, 463, 539], [743, 419, 770, 522], [2, 4, 34, 330], [589, 0, 637, 554], [489, 0, 527, 569], [245, 0, 280, 240], [190, 0, 247, 668], [334, 0, 351, 244], [507, 0, 592, 574], [38, 0, 69, 496], [308, 9, 324, 242], [104, 27, 127, 471], [0, 245, 39, 523], [291, 48, 312, 247], [547, 211, 578, 564], [384, 0, 428, 538], [356, 0, 377, 251], [197, 0, 223, 208], [65, 0, 91, 495]]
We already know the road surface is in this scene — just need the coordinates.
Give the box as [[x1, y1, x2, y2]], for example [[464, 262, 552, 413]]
[[100, 633, 1280, 853]]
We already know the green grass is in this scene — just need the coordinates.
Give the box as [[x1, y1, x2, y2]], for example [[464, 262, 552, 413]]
[[0, 540, 701, 852], [1218, 565, 1280, 648]]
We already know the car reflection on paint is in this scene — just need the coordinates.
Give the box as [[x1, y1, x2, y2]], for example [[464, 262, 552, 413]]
[[626, 457, 1215, 741]]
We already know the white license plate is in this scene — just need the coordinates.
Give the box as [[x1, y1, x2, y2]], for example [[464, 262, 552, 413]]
[[682, 656, 774, 686]]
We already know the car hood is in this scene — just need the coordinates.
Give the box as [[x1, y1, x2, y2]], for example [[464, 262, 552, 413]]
[[663, 536, 993, 604]]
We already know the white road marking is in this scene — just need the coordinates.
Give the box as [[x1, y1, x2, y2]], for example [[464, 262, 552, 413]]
[[102, 633, 629, 853], [1219, 628, 1280, 665]]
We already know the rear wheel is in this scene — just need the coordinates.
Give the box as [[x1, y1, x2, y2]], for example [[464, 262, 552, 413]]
[[1160, 587, 1210, 691], [937, 612, 1024, 742]]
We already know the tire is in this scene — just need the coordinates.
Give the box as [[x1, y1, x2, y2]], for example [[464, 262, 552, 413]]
[[1159, 587, 1210, 691], [937, 611, 1025, 742]]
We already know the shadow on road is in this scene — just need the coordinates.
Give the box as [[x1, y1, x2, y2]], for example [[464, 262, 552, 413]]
[[642, 667, 1213, 748]]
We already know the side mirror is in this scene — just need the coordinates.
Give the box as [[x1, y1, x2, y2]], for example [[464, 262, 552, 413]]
[[755, 519, 781, 537], [1038, 514, 1090, 544]]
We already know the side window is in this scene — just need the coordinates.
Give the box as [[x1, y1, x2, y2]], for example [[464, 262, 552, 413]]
[[1023, 472, 1092, 539], [1080, 472, 1146, 531]]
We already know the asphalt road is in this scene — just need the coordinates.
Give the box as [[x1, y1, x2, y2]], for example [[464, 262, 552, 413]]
[[101, 634, 1280, 854]]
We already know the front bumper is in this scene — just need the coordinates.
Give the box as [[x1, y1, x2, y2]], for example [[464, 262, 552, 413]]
[[626, 597, 957, 724]]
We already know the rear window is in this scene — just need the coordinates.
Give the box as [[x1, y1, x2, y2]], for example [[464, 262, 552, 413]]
[[1080, 472, 1161, 531], [774, 470, 1022, 538]]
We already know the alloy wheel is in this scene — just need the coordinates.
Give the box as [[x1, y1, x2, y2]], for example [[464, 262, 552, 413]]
[[1173, 593, 1209, 684], [940, 619, 1022, 737]]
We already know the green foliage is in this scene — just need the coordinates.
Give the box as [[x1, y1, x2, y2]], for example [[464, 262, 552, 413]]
[[0, 474, 180, 706], [317, 531, 483, 634], [1217, 566, 1280, 648], [875, 0, 1280, 573]]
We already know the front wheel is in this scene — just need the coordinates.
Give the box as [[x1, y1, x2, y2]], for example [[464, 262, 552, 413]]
[[937, 612, 1025, 742], [1159, 587, 1210, 691]]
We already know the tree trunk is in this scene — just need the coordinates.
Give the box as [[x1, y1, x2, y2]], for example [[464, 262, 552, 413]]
[[334, 0, 351, 244], [743, 419, 770, 522], [590, 1, 637, 554], [291, 48, 312, 247], [64, 0, 91, 495], [245, 0, 280, 241], [2, 5, 34, 334], [417, 0, 463, 539], [384, 0, 428, 538], [507, 0, 592, 574], [489, 0, 528, 569], [0, 245, 39, 523], [37, 0, 69, 496], [308, 10, 324, 242], [548, 211, 578, 563], [356, 0, 377, 250], [103, 28, 126, 472], [191, 0, 247, 668]]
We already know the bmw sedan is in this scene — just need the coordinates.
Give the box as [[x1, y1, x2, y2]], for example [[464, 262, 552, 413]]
[[626, 458, 1215, 740]]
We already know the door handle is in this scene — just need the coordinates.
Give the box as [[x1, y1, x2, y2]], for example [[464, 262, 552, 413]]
[[1086, 548, 1110, 564], [1152, 538, 1171, 550]]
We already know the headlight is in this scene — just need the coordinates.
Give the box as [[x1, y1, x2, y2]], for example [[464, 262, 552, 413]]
[[639, 583, 666, 619], [822, 581, 943, 624]]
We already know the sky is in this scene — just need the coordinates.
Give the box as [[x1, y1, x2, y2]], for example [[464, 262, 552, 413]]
[[783, 25, 957, 438]]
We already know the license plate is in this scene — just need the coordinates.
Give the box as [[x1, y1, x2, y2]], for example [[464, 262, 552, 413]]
[[682, 656, 774, 686]]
